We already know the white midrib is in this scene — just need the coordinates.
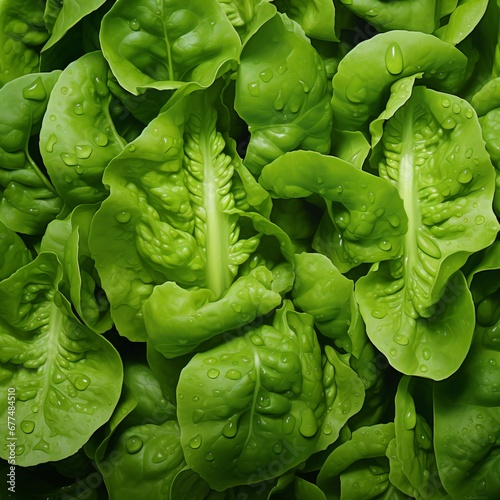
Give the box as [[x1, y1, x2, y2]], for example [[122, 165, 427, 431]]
[[40, 301, 63, 405], [399, 102, 420, 314], [200, 130, 231, 299]]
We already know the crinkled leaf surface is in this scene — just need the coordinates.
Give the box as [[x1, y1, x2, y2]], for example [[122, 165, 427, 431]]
[[0, 71, 64, 234], [274, 0, 336, 41], [235, 13, 332, 174], [40, 51, 125, 207], [90, 87, 279, 342], [358, 86, 498, 379], [100, 0, 241, 95], [0, 252, 122, 466], [331, 30, 468, 130], [99, 420, 185, 500], [0, 0, 49, 87], [259, 150, 408, 272], [177, 302, 325, 491], [338, 0, 438, 33]]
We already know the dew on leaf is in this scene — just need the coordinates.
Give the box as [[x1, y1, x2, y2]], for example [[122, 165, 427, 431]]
[[126, 435, 143, 454], [115, 211, 131, 223], [45, 134, 57, 153], [189, 435, 202, 449], [207, 369, 220, 379], [385, 42, 404, 75], [21, 420, 35, 434], [129, 19, 141, 31], [74, 376, 90, 391]]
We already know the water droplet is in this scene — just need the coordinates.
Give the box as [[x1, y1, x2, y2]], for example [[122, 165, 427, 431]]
[[299, 80, 310, 94], [259, 68, 273, 83], [75, 165, 84, 175], [52, 372, 66, 384], [377, 240, 392, 251], [385, 42, 404, 75], [222, 416, 238, 438], [21, 420, 35, 434], [299, 408, 318, 437], [388, 214, 400, 227], [441, 98, 451, 108], [115, 211, 131, 223], [465, 108, 473, 119], [231, 303, 242, 313], [75, 145, 92, 159], [403, 409, 416, 430], [336, 185, 343, 194], [22, 77, 46, 101], [289, 100, 300, 113], [73, 102, 84, 115], [283, 414, 296, 434], [452, 103, 461, 114], [203, 357, 217, 365], [458, 168, 473, 184], [123, 435, 143, 455], [394, 334, 409, 346], [129, 19, 140, 31], [465, 148, 473, 158], [248, 81, 260, 97], [422, 348, 431, 360], [207, 369, 220, 379], [74, 376, 90, 391], [276, 62, 287, 75], [273, 90, 284, 111], [128, 144, 136, 152], [273, 442, 282, 454], [371, 309, 387, 319], [189, 434, 202, 449], [323, 424, 332, 435], [225, 369, 242, 380], [61, 153, 78, 166], [93, 132, 109, 147], [475, 215, 485, 225], [251, 334, 263, 346], [31, 404, 39, 413], [390, 348, 398, 357], [45, 134, 57, 153], [442, 117, 457, 129], [345, 75, 367, 103], [420, 364, 428, 373], [205, 451, 214, 461]]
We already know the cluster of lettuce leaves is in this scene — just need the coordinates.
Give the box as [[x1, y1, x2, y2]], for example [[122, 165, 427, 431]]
[[1, 0, 500, 499]]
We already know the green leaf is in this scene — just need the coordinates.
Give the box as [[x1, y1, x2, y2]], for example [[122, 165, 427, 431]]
[[434, 317, 500, 498], [435, 0, 488, 45], [0, 220, 32, 281], [235, 13, 332, 174], [0, 0, 49, 87], [43, 0, 107, 51], [100, 0, 241, 95], [316, 423, 397, 498], [338, 0, 439, 33], [40, 51, 125, 207], [0, 252, 123, 466], [259, 150, 408, 272], [41, 203, 112, 333], [98, 420, 185, 499], [331, 30, 468, 131], [358, 85, 499, 380], [0, 71, 64, 234], [274, 0, 336, 41], [177, 301, 325, 490], [389, 377, 446, 498], [89, 87, 279, 342]]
